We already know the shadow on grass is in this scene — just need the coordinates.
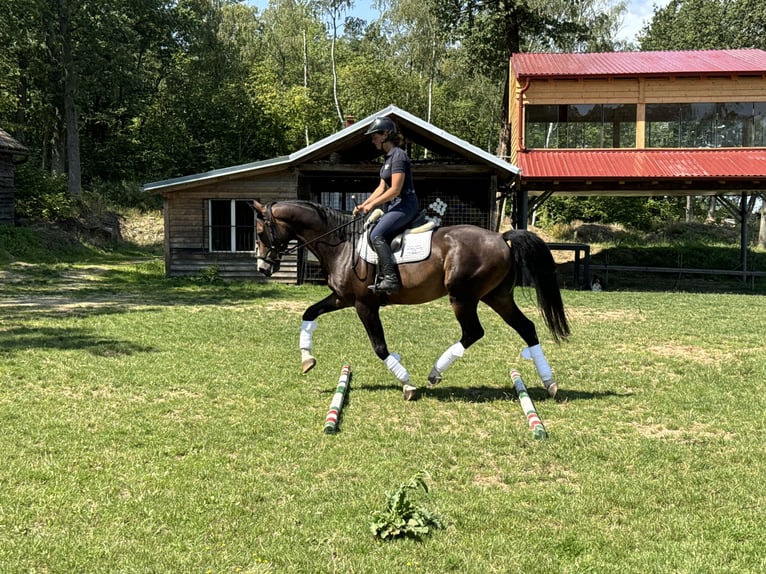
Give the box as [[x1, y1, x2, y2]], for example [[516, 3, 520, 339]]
[[355, 384, 630, 403], [0, 325, 157, 357]]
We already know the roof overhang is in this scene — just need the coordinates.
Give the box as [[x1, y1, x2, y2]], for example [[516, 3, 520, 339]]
[[142, 105, 519, 194], [518, 149, 766, 196], [510, 49, 766, 80]]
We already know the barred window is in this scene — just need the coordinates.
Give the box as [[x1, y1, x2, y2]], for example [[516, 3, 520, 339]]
[[208, 199, 255, 252]]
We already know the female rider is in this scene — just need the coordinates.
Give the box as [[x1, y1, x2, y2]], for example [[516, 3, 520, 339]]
[[353, 117, 419, 294]]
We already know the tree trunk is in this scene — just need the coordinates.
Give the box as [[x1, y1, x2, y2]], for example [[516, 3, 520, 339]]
[[329, 14, 343, 128], [759, 194, 766, 249], [496, 5, 521, 160], [59, 0, 81, 196], [303, 30, 310, 146]]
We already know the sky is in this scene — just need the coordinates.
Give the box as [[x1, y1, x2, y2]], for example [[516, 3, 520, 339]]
[[247, 0, 673, 44], [618, 0, 672, 43]]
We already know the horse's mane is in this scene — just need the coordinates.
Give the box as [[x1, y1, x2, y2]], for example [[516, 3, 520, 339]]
[[279, 200, 356, 242]]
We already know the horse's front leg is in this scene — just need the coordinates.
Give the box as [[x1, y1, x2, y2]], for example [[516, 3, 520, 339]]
[[355, 301, 417, 401], [300, 293, 348, 374]]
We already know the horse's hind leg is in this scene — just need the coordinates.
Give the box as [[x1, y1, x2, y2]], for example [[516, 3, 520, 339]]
[[482, 289, 558, 398], [355, 301, 417, 401], [428, 297, 484, 386]]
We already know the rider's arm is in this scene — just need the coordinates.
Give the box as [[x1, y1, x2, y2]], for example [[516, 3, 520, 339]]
[[356, 173, 404, 214]]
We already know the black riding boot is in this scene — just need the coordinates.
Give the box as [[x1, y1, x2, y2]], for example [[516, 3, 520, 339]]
[[369, 235, 401, 294]]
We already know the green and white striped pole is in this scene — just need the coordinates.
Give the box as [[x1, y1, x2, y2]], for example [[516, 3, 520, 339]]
[[324, 364, 351, 434], [511, 368, 548, 440]]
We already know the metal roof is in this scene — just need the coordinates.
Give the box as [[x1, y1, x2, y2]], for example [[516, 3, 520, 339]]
[[0, 128, 28, 154], [511, 49, 766, 78], [142, 105, 519, 193], [517, 149, 766, 179]]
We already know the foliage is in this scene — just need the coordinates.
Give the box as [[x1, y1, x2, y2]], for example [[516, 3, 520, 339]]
[[0, 0, 632, 201], [639, 0, 766, 50], [370, 470, 445, 540], [536, 196, 684, 231], [13, 163, 74, 220]]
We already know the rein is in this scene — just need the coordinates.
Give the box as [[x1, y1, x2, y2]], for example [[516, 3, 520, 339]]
[[255, 201, 365, 257], [281, 214, 365, 256]]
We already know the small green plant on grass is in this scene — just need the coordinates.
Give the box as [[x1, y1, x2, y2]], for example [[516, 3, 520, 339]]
[[198, 264, 220, 283], [370, 471, 445, 540]]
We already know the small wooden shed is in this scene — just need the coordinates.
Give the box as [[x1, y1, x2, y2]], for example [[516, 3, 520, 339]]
[[0, 128, 28, 225], [143, 105, 520, 282]]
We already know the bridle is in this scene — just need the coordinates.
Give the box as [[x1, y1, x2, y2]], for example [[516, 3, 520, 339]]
[[254, 202, 365, 272], [255, 203, 290, 272]]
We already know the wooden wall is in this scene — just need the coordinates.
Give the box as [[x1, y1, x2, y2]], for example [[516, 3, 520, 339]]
[[0, 154, 14, 225], [509, 71, 766, 161], [519, 76, 766, 105], [161, 170, 300, 282]]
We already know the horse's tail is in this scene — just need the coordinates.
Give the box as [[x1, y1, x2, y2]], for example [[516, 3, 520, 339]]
[[503, 229, 570, 343]]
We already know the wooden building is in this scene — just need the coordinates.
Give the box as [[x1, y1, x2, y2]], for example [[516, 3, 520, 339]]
[[508, 49, 766, 214], [508, 49, 766, 279], [0, 128, 28, 225], [143, 105, 520, 282]]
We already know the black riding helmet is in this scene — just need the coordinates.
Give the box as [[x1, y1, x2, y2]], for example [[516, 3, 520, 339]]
[[364, 116, 397, 136]]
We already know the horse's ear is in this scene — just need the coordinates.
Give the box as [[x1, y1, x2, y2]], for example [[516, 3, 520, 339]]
[[252, 200, 266, 216]]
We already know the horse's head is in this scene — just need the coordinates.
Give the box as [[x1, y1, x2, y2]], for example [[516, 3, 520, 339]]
[[252, 200, 290, 277]]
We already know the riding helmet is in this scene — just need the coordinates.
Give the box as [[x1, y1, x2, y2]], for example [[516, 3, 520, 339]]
[[364, 116, 397, 135]]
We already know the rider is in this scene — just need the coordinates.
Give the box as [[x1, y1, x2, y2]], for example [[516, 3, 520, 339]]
[[353, 117, 419, 294]]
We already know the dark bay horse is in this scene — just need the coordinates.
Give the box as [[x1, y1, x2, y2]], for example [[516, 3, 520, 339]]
[[253, 200, 569, 400]]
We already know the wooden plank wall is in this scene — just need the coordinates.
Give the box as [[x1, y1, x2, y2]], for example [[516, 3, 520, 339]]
[[162, 170, 300, 282], [521, 76, 766, 105], [0, 155, 14, 225]]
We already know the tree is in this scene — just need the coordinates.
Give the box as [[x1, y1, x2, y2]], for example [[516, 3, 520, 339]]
[[428, 0, 627, 159], [638, 0, 727, 50], [313, 0, 354, 128], [639, 0, 766, 242]]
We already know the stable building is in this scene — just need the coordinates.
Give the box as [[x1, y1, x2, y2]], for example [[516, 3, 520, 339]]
[[508, 49, 766, 281], [143, 105, 519, 282], [0, 128, 28, 225]]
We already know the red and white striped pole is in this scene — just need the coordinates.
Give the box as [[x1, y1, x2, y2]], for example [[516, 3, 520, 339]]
[[510, 369, 548, 440], [324, 364, 351, 434]]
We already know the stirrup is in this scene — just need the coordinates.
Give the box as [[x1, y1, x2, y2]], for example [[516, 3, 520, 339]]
[[368, 277, 400, 294]]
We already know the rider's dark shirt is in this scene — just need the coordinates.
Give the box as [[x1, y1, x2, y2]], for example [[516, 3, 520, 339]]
[[380, 146, 415, 207]]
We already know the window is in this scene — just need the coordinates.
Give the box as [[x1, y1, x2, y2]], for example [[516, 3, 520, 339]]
[[316, 191, 370, 211], [209, 199, 255, 252], [646, 102, 766, 148], [524, 104, 636, 149]]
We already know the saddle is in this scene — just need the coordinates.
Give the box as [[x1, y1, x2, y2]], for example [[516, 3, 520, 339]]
[[358, 209, 436, 264]]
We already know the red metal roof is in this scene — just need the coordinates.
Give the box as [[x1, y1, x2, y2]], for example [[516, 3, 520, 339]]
[[511, 49, 766, 78], [517, 149, 766, 179]]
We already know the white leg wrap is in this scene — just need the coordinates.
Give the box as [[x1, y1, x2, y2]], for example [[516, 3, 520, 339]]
[[384, 353, 410, 384], [435, 342, 465, 373], [299, 320, 318, 351], [521, 343, 553, 382]]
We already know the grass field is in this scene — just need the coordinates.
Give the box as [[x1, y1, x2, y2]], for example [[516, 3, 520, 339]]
[[1, 257, 765, 573]]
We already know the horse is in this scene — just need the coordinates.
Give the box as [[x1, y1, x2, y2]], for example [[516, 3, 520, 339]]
[[252, 199, 570, 401]]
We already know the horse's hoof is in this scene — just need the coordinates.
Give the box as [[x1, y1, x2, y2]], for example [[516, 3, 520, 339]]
[[427, 367, 442, 387], [302, 357, 317, 374], [544, 379, 558, 398], [403, 384, 418, 401]]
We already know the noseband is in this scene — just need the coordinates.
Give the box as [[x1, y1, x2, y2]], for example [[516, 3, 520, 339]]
[[256, 203, 288, 269]]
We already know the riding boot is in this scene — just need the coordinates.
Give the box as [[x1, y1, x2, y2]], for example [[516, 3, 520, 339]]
[[369, 236, 401, 294]]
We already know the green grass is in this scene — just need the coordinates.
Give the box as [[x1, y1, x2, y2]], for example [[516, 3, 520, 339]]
[[1, 259, 765, 573]]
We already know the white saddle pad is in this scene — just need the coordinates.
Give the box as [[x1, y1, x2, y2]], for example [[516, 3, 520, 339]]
[[358, 230, 434, 264]]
